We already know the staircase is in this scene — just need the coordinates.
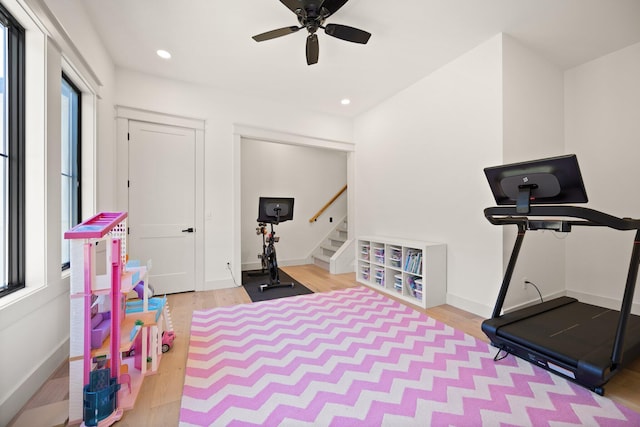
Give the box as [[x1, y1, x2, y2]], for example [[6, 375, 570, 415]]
[[311, 218, 354, 274]]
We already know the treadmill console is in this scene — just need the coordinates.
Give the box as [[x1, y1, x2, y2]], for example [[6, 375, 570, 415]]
[[526, 219, 571, 232]]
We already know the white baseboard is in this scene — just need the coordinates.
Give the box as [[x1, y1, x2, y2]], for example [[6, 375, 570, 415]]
[[1, 339, 69, 427], [446, 293, 494, 319], [204, 278, 239, 290], [503, 290, 567, 314], [241, 257, 311, 272], [566, 290, 640, 315], [448, 288, 639, 321], [209, 258, 313, 291]]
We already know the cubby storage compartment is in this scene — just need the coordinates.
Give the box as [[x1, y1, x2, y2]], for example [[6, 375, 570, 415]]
[[359, 242, 370, 261], [356, 236, 446, 309], [359, 263, 370, 281], [393, 273, 403, 293], [372, 243, 385, 264], [388, 246, 402, 269], [374, 267, 385, 287]]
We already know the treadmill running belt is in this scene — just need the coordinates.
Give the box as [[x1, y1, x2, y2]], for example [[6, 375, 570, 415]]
[[498, 300, 640, 367]]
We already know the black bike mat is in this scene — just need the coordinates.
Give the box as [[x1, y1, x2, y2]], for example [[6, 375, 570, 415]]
[[241, 269, 313, 303]]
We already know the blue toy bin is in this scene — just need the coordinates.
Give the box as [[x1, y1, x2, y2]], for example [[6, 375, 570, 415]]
[[83, 368, 121, 426]]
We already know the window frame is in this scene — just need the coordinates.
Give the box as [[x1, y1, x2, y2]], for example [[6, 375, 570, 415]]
[[61, 73, 81, 271], [0, 3, 25, 299]]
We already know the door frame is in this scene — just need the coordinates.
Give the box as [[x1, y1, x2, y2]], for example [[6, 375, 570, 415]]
[[115, 106, 205, 291], [232, 124, 355, 283]]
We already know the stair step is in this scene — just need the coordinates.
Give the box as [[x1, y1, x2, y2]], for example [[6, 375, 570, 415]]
[[330, 235, 346, 244], [321, 243, 341, 252], [314, 253, 331, 263]]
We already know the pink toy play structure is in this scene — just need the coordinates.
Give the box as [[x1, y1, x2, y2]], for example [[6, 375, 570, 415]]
[[65, 212, 168, 426]]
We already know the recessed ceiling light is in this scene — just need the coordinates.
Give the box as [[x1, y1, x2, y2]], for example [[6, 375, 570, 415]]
[[341, 98, 351, 105], [157, 49, 172, 59]]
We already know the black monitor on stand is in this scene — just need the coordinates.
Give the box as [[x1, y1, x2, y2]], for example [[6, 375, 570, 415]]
[[257, 197, 295, 224], [257, 197, 295, 292], [484, 154, 588, 214]]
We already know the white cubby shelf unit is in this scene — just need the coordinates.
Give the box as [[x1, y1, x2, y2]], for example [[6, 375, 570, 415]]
[[356, 237, 446, 309]]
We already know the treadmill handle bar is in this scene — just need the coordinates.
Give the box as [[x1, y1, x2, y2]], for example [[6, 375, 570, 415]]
[[491, 223, 527, 319], [484, 205, 640, 231], [612, 229, 640, 365]]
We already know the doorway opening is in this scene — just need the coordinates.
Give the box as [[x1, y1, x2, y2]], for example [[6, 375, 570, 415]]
[[233, 125, 354, 283]]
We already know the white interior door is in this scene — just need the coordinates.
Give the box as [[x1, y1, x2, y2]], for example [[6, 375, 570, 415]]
[[128, 120, 196, 294]]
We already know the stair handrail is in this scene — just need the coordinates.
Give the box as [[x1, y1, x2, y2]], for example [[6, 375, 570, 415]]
[[309, 184, 347, 223]]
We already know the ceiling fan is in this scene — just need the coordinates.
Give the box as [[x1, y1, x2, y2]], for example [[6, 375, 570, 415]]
[[252, 0, 371, 65]]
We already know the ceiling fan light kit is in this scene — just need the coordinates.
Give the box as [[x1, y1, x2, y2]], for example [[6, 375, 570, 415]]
[[252, 0, 371, 65]]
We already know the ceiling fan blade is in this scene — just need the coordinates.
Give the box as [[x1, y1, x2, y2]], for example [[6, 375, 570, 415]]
[[321, 0, 349, 17], [280, 0, 302, 14], [252, 26, 301, 42], [324, 23, 371, 44], [306, 34, 319, 65]]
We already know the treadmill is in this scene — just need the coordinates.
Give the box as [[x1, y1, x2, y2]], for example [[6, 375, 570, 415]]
[[482, 154, 640, 395]]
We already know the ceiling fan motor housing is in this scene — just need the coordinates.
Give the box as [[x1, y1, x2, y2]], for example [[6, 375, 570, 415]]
[[295, 3, 329, 33], [252, 0, 370, 65]]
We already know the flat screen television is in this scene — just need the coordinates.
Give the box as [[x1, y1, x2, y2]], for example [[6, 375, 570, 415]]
[[257, 197, 295, 224], [484, 154, 588, 213]]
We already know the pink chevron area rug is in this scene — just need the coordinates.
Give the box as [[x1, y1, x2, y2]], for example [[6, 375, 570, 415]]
[[179, 286, 640, 426]]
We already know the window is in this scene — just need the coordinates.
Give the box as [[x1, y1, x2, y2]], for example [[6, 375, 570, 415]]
[[0, 4, 25, 298], [61, 75, 80, 270]]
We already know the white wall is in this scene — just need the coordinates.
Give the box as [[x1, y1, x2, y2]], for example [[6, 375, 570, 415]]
[[354, 35, 504, 316], [114, 69, 353, 289], [565, 42, 640, 313], [500, 35, 566, 309], [241, 138, 347, 269], [352, 33, 640, 318], [0, 0, 115, 424]]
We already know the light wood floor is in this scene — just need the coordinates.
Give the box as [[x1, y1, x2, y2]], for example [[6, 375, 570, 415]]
[[9, 264, 640, 426]]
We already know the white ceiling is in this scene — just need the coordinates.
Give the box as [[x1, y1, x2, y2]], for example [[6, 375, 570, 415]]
[[81, 0, 640, 118]]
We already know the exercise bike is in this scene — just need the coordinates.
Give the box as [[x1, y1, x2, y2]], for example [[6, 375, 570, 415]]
[[247, 223, 270, 277], [258, 222, 294, 292], [256, 197, 295, 292]]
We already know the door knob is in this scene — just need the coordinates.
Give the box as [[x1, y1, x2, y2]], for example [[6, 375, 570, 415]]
[[181, 227, 194, 233]]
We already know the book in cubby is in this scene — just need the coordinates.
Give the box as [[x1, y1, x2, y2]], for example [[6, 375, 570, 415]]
[[404, 248, 422, 275], [356, 236, 446, 309]]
